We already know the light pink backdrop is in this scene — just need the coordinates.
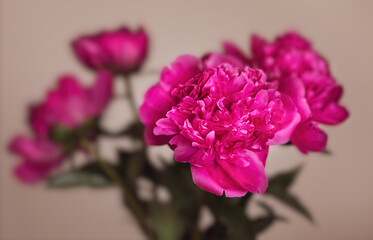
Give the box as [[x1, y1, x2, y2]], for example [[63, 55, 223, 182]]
[[1, 0, 373, 239]]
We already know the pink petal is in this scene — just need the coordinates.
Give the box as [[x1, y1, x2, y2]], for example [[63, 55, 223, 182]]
[[14, 159, 63, 184], [223, 41, 250, 65], [160, 55, 202, 91], [29, 104, 53, 137], [9, 136, 61, 163], [278, 77, 312, 119], [252, 89, 269, 109], [14, 163, 48, 184], [72, 36, 107, 69], [169, 135, 205, 165], [232, 148, 269, 167], [58, 75, 86, 97], [312, 102, 349, 125], [90, 70, 113, 114], [191, 166, 224, 196], [154, 118, 179, 136], [212, 164, 249, 197], [45, 75, 91, 127], [251, 34, 269, 61], [291, 121, 328, 154], [191, 148, 268, 197], [139, 84, 173, 125], [144, 125, 171, 145], [202, 53, 246, 69], [191, 161, 249, 197], [72, 26, 148, 74], [268, 94, 301, 145], [276, 31, 311, 50], [219, 151, 268, 195]]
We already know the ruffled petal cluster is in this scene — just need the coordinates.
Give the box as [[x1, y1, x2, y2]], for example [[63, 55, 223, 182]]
[[140, 55, 300, 196]]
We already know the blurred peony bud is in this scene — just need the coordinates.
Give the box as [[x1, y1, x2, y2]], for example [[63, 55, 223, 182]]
[[72, 26, 149, 75]]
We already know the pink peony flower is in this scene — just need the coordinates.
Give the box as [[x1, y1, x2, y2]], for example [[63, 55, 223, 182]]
[[251, 31, 349, 153], [72, 27, 148, 74], [30, 70, 113, 134], [8, 71, 112, 183], [140, 55, 300, 197], [8, 136, 63, 183]]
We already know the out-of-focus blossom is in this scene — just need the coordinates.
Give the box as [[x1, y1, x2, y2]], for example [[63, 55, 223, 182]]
[[8, 71, 113, 183], [250, 31, 349, 153], [140, 55, 300, 197], [8, 136, 63, 183], [72, 27, 148, 74], [30, 71, 113, 134]]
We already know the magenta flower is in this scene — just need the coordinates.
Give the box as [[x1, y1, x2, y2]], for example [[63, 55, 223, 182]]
[[8, 71, 112, 183], [8, 136, 63, 183], [72, 27, 148, 75], [140, 55, 300, 196], [30, 70, 113, 133], [250, 31, 349, 153]]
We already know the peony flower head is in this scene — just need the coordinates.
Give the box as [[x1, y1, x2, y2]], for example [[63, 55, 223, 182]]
[[251, 31, 349, 153], [8, 71, 112, 183], [72, 27, 148, 75], [30, 70, 113, 135], [140, 55, 300, 197]]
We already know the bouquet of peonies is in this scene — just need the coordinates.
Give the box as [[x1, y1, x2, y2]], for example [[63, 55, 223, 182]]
[[8, 26, 348, 240]]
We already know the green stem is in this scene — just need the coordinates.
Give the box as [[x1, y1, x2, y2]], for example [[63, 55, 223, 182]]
[[122, 74, 156, 239], [68, 156, 76, 170], [123, 75, 139, 120], [81, 140, 153, 239], [191, 190, 205, 240]]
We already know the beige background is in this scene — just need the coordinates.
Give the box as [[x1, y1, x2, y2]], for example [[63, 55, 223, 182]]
[[1, 0, 373, 239]]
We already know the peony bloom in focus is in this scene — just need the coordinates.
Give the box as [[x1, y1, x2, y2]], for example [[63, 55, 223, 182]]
[[140, 55, 300, 197], [250, 31, 349, 153], [72, 27, 148, 75], [8, 71, 113, 183]]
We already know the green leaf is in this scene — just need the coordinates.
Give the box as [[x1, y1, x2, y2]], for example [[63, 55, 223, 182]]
[[283, 141, 293, 146], [47, 171, 84, 188], [267, 165, 302, 193], [85, 173, 112, 188], [79, 161, 114, 187], [267, 166, 313, 222], [118, 150, 150, 185], [252, 201, 286, 234], [47, 162, 113, 188], [322, 149, 331, 155], [150, 202, 186, 240], [270, 193, 313, 222], [204, 222, 228, 240], [204, 193, 257, 240]]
